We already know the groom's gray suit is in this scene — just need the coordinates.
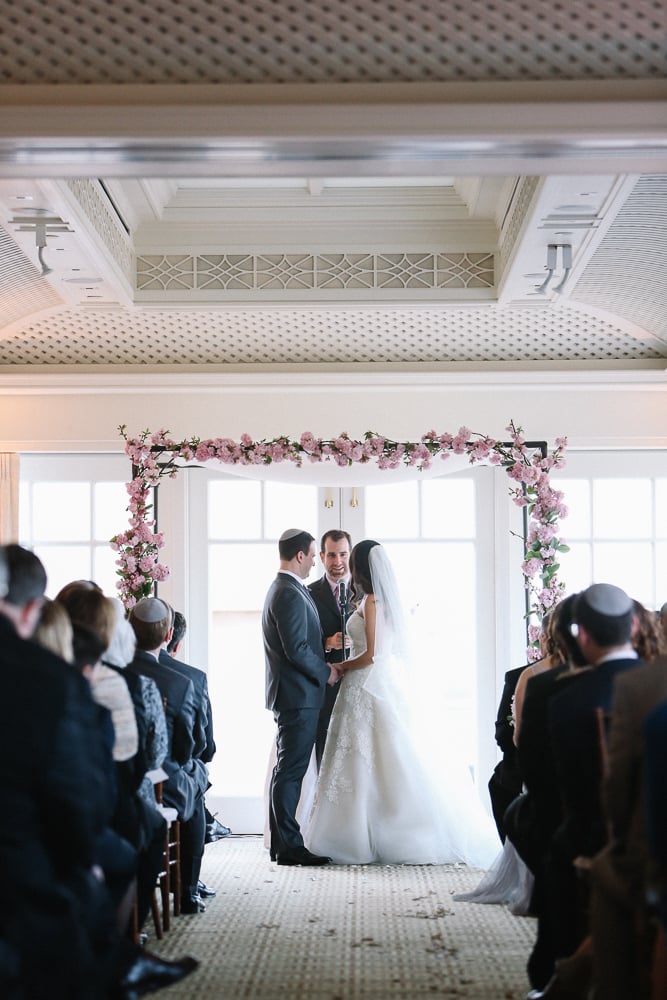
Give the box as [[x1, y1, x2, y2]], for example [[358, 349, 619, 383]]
[[262, 571, 330, 859]]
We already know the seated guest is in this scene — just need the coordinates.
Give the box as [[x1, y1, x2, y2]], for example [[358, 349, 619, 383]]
[[167, 610, 231, 844], [507, 591, 587, 993], [55, 581, 139, 764], [0, 544, 198, 999], [546, 585, 642, 981], [585, 653, 667, 1000], [102, 596, 170, 935], [33, 597, 74, 661], [128, 597, 209, 914], [161, 604, 218, 899]]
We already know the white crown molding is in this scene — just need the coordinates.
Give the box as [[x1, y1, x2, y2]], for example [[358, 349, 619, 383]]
[[1, 81, 666, 178], [0, 361, 664, 394]]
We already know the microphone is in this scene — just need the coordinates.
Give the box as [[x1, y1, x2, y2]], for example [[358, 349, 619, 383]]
[[338, 580, 347, 607]]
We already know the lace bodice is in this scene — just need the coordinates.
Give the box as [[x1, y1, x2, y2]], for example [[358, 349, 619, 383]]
[[346, 609, 368, 660]]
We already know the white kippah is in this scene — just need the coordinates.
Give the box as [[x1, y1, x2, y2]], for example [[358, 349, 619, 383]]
[[582, 583, 633, 617], [279, 528, 304, 541], [132, 597, 169, 622]]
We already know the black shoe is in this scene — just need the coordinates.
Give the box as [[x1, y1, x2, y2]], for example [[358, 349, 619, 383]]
[[205, 818, 232, 843], [180, 893, 206, 914], [196, 880, 216, 898], [276, 847, 331, 867], [115, 951, 198, 999]]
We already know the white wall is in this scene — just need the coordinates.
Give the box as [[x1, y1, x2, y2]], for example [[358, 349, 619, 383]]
[[0, 368, 665, 453]]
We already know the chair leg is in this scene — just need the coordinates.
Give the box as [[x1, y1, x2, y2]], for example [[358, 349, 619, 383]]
[[151, 889, 164, 940], [171, 821, 181, 918]]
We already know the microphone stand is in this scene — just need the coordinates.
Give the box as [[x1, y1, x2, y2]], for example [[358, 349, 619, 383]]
[[339, 581, 349, 662]]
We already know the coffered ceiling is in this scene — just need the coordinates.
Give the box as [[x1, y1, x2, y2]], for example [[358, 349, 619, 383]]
[[0, 0, 665, 372]]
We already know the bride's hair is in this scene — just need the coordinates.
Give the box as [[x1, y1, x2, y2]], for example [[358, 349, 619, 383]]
[[349, 539, 380, 595]]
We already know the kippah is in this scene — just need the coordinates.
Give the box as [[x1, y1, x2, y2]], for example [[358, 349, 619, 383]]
[[279, 528, 304, 541], [132, 597, 169, 622], [581, 583, 633, 617]]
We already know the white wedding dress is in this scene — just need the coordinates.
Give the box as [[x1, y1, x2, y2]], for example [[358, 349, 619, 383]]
[[305, 605, 499, 868]]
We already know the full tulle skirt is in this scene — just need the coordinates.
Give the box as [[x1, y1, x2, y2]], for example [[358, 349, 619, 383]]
[[304, 661, 499, 868]]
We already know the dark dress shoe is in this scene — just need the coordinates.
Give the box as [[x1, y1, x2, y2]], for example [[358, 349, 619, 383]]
[[205, 818, 232, 842], [115, 951, 198, 999], [180, 893, 206, 914], [276, 847, 331, 866], [197, 880, 216, 898]]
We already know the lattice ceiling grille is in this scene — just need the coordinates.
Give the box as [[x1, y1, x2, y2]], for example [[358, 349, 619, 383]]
[[571, 175, 667, 345], [0, 305, 662, 365], [1, 0, 664, 85]]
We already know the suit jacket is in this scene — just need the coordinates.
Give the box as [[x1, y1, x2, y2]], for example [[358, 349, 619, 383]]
[[127, 649, 206, 819], [159, 648, 213, 762], [0, 615, 110, 897], [263, 571, 329, 713], [549, 655, 643, 858], [307, 574, 354, 666], [0, 616, 116, 998], [595, 656, 667, 893]]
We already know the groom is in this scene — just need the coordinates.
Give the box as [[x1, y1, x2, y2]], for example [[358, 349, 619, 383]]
[[262, 528, 339, 866]]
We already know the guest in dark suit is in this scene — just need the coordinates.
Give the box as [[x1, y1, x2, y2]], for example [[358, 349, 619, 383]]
[[547, 584, 641, 975], [262, 528, 339, 866], [307, 529, 354, 769], [128, 597, 209, 914], [166, 610, 231, 843], [160, 603, 217, 901], [587, 655, 667, 999]]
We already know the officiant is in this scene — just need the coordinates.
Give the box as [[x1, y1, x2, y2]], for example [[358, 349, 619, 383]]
[[308, 529, 355, 769]]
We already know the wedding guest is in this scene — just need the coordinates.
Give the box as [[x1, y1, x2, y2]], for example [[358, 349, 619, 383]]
[[307, 529, 354, 769], [55, 581, 139, 764], [128, 597, 209, 913], [512, 612, 558, 747], [546, 585, 642, 979], [507, 591, 587, 993], [102, 596, 171, 937], [33, 596, 74, 661], [166, 610, 231, 842], [160, 603, 217, 901], [262, 528, 337, 866], [586, 653, 667, 1000]]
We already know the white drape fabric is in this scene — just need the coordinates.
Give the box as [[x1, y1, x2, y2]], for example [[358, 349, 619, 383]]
[[0, 453, 19, 544]]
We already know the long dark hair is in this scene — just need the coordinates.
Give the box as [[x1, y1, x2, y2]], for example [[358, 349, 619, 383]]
[[349, 539, 380, 596]]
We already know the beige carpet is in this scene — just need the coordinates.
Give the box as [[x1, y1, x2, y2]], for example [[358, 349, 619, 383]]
[[149, 836, 535, 999]]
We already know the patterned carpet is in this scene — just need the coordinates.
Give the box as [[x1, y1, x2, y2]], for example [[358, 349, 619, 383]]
[[148, 836, 535, 999]]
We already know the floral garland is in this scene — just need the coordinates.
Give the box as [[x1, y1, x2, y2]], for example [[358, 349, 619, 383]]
[[111, 421, 569, 658]]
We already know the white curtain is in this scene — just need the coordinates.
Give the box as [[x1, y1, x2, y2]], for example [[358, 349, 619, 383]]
[[0, 453, 19, 543]]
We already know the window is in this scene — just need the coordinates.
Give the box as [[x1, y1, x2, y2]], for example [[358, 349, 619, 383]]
[[19, 454, 129, 598]]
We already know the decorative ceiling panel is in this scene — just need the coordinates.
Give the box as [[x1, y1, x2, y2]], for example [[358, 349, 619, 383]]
[[1, 0, 664, 86], [0, 305, 663, 366]]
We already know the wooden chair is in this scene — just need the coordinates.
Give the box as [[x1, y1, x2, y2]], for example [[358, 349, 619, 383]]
[[153, 780, 181, 935]]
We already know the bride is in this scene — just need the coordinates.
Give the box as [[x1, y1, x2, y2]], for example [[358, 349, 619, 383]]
[[305, 539, 498, 868]]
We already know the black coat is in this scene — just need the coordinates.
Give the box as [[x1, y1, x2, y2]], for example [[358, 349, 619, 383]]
[[159, 648, 214, 762]]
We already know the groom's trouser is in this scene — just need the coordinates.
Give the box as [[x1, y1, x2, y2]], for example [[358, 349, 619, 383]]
[[270, 707, 319, 856]]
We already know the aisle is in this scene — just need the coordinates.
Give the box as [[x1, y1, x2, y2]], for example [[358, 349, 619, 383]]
[[149, 835, 535, 999]]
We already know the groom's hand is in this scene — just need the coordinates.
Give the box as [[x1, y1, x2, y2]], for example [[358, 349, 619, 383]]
[[327, 665, 341, 686]]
